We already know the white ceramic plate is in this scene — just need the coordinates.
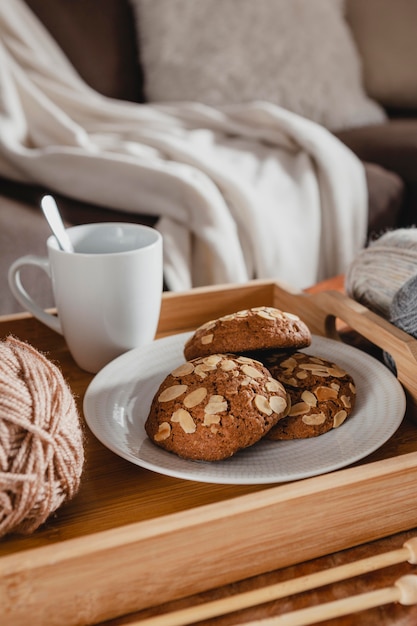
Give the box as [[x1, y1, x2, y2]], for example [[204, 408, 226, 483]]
[[83, 332, 406, 485]]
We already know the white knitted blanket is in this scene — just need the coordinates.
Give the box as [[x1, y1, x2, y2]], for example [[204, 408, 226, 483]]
[[0, 0, 368, 291]]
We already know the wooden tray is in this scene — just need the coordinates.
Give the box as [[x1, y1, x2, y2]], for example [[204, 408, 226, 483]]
[[2, 279, 417, 626]]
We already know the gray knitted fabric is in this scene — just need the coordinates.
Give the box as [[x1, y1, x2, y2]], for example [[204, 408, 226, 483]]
[[345, 228, 417, 373], [390, 273, 417, 337], [345, 228, 417, 318], [383, 273, 417, 373]]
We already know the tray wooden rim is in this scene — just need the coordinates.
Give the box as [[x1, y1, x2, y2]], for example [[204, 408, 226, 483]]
[[2, 448, 417, 569]]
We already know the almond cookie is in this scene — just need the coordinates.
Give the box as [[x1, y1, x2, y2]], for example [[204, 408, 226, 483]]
[[264, 352, 356, 439], [183, 307, 311, 361], [145, 354, 288, 461]]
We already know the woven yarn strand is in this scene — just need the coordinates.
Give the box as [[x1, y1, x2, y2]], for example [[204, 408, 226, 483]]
[[345, 228, 417, 318], [0, 336, 84, 537]]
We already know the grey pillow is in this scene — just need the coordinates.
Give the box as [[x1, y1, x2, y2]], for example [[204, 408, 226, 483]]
[[131, 0, 386, 131]]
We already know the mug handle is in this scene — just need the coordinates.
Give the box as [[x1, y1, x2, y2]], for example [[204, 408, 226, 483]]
[[8, 255, 63, 335]]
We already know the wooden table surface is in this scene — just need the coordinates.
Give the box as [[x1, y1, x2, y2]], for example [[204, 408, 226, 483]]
[[2, 276, 417, 626]]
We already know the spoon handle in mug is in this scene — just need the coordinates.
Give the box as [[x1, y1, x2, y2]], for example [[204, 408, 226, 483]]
[[41, 195, 74, 254]]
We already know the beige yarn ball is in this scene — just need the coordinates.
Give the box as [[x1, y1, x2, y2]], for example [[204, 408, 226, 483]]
[[0, 336, 84, 538]]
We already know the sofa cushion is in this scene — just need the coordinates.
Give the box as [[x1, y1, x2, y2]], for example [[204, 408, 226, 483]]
[[335, 120, 417, 185], [23, 0, 144, 102], [362, 162, 404, 236], [131, 0, 386, 131], [346, 0, 417, 111], [336, 120, 417, 227]]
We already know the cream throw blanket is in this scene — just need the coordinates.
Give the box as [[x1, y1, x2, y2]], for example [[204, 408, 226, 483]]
[[0, 0, 368, 291]]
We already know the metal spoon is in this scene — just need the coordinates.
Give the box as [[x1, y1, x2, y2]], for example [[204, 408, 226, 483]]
[[41, 195, 74, 253]]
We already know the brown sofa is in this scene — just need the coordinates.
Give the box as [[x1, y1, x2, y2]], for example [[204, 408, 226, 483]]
[[1, 0, 416, 314]]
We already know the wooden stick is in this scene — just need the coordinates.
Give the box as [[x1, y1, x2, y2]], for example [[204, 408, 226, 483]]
[[132, 538, 417, 626], [241, 574, 417, 626]]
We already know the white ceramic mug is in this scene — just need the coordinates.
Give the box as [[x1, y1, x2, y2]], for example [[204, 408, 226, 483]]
[[8, 223, 163, 373]]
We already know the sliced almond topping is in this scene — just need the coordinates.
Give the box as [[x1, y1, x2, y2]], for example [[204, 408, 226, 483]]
[[283, 312, 300, 321], [328, 367, 347, 378], [201, 334, 214, 345], [302, 412, 326, 425], [333, 410, 348, 428], [296, 371, 308, 380], [341, 395, 352, 408], [196, 364, 216, 373], [241, 364, 264, 379], [349, 382, 357, 394], [266, 379, 284, 392], [220, 313, 235, 321], [309, 357, 325, 364], [330, 382, 341, 391], [236, 356, 255, 364], [269, 395, 288, 415], [221, 359, 237, 371], [301, 390, 317, 407], [203, 355, 222, 367], [209, 394, 224, 402], [154, 422, 171, 441], [158, 384, 188, 402], [299, 364, 331, 375], [286, 377, 299, 387], [184, 387, 207, 408], [256, 309, 275, 320], [254, 394, 273, 415], [205, 395, 227, 415], [200, 320, 216, 331], [171, 362, 195, 377], [315, 386, 338, 401], [171, 408, 196, 433], [283, 393, 291, 417], [203, 414, 221, 426], [240, 376, 252, 386], [305, 370, 331, 378], [315, 371, 331, 378], [194, 365, 208, 379], [289, 401, 310, 416], [281, 357, 297, 370]]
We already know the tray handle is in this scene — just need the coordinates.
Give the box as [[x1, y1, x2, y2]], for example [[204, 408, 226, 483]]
[[310, 289, 417, 415]]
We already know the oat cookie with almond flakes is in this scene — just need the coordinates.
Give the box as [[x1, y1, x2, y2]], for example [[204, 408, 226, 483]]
[[183, 306, 311, 361], [145, 354, 288, 461], [264, 351, 356, 439]]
